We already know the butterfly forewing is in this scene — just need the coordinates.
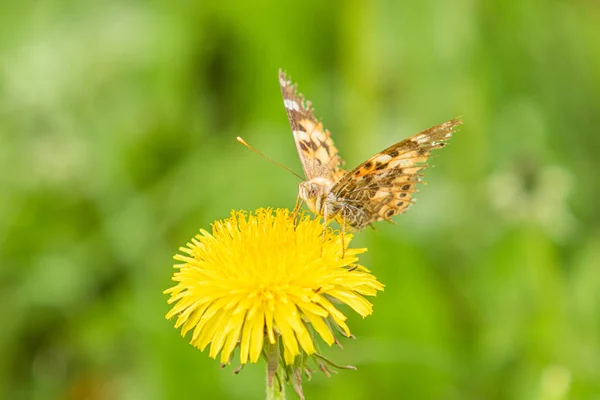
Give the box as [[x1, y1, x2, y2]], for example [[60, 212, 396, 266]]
[[278, 69, 346, 182]]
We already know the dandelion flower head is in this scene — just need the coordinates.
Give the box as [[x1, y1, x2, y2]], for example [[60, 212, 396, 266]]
[[164, 208, 384, 365]]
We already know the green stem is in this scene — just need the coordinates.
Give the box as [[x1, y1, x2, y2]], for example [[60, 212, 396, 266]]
[[265, 341, 285, 400], [265, 363, 285, 400]]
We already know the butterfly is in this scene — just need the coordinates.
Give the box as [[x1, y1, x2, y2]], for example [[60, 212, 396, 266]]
[[279, 69, 462, 232]]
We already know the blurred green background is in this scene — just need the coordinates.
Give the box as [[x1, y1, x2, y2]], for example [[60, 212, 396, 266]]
[[1, 0, 599, 399]]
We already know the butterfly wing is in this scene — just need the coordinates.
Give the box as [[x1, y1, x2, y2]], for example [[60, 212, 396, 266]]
[[278, 69, 346, 182], [329, 118, 463, 230]]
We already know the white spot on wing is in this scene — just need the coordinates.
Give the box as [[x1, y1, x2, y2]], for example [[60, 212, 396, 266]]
[[411, 134, 429, 144], [284, 99, 300, 111], [371, 154, 392, 164], [389, 158, 412, 168], [279, 74, 289, 86], [293, 131, 310, 141]]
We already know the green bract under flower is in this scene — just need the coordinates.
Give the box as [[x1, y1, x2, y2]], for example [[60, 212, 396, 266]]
[[164, 208, 384, 365]]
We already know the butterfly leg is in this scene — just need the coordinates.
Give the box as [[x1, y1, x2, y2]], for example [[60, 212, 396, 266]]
[[341, 215, 346, 259], [320, 207, 328, 258], [291, 195, 303, 230]]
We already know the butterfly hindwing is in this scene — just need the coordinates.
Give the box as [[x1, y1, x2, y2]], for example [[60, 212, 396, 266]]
[[329, 118, 463, 230]]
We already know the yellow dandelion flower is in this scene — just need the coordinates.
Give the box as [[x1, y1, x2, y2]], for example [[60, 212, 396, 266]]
[[164, 208, 384, 367]]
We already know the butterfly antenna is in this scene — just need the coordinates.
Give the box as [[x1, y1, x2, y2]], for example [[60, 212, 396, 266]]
[[236, 137, 304, 180]]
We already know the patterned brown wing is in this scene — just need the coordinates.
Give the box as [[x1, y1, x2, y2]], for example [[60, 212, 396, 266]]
[[328, 118, 463, 230], [278, 69, 346, 182]]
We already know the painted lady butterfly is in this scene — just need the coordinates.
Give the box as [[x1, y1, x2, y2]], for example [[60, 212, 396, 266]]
[[279, 69, 462, 231]]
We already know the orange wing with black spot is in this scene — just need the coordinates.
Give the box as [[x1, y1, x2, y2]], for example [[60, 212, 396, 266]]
[[278, 69, 346, 183], [329, 118, 463, 230]]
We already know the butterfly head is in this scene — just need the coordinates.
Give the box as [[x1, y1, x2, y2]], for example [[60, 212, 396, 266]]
[[298, 177, 333, 216]]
